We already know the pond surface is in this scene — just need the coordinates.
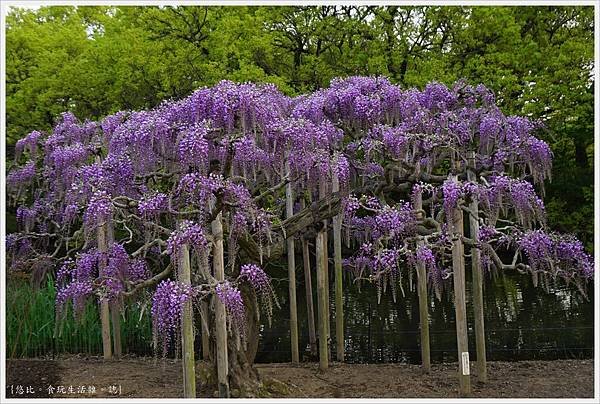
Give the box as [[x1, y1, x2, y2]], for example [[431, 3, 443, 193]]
[[256, 264, 594, 364]]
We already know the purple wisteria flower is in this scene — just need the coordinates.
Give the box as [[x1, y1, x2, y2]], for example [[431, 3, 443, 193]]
[[177, 122, 209, 168], [442, 177, 462, 220], [166, 220, 209, 258], [15, 130, 43, 158], [7, 160, 36, 188], [138, 192, 168, 217], [215, 281, 246, 336], [56, 281, 94, 319], [240, 264, 270, 293], [151, 279, 196, 354], [415, 245, 447, 299], [83, 190, 113, 228], [518, 230, 593, 279], [518, 230, 554, 272]]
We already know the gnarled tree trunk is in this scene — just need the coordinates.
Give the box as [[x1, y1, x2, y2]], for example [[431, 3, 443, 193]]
[[198, 285, 262, 398]]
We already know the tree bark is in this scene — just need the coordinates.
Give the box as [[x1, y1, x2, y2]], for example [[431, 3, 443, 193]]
[[237, 192, 342, 266], [227, 284, 261, 396], [199, 285, 262, 397]]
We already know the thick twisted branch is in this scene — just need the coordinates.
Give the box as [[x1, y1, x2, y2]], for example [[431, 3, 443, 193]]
[[238, 192, 342, 262]]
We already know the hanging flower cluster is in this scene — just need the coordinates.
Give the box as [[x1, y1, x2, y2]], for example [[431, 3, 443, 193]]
[[83, 190, 113, 229], [7, 160, 36, 189], [442, 177, 463, 221], [56, 246, 150, 319], [166, 220, 209, 258], [518, 230, 593, 279], [151, 279, 196, 354], [15, 130, 43, 159], [177, 122, 209, 168], [239, 263, 278, 323], [415, 245, 449, 300], [215, 281, 246, 337], [138, 192, 168, 217]]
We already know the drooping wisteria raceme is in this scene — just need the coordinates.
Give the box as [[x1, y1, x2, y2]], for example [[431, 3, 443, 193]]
[[239, 263, 278, 323], [6, 76, 593, 369], [151, 279, 197, 353]]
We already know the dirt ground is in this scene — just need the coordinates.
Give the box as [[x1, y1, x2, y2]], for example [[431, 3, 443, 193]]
[[257, 360, 595, 398], [5, 357, 594, 398]]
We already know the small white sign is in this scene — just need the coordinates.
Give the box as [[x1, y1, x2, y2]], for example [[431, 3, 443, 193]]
[[461, 352, 470, 375]]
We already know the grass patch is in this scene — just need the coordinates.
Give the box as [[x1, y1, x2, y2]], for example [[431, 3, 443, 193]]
[[6, 276, 154, 358]]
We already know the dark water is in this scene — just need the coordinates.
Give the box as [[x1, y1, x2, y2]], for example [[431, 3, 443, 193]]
[[255, 266, 594, 364]]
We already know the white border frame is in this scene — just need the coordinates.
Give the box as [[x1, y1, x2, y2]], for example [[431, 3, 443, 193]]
[[0, 1, 598, 403]]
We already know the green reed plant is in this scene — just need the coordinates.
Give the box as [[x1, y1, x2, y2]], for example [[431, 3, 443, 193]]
[[6, 277, 154, 358]]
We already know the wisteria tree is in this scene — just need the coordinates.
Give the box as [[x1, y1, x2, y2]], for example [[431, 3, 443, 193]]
[[7, 76, 593, 397]]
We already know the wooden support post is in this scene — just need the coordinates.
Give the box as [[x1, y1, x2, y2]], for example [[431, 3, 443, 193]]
[[332, 172, 344, 362], [110, 302, 122, 359], [97, 219, 112, 360], [323, 232, 330, 350], [316, 226, 328, 371], [94, 156, 119, 359], [100, 300, 112, 360], [212, 213, 230, 398], [301, 199, 317, 357], [285, 162, 299, 364], [450, 184, 471, 396], [106, 219, 122, 359], [414, 188, 431, 372], [179, 243, 196, 398], [468, 156, 487, 383], [200, 301, 211, 361], [319, 180, 331, 360]]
